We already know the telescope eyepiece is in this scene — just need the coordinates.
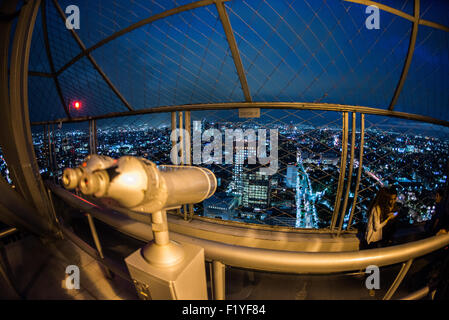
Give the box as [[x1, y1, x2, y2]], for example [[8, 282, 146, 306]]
[[79, 171, 109, 196], [62, 168, 82, 190]]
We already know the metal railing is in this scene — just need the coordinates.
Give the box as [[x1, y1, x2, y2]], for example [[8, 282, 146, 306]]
[[48, 181, 449, 300]]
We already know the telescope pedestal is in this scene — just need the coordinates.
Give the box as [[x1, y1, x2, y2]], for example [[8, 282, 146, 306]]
[[125, 208, 208, 299], [125, 241, 208, 300]]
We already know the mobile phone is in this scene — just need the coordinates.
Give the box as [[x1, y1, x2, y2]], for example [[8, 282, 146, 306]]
[[393, 212, 398, 216]]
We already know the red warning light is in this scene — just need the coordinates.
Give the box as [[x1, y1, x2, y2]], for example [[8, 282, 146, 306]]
[[74, 101, 81, 109]]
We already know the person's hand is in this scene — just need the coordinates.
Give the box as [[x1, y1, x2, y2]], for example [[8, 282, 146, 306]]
[[436, 229, 448, 236], [387, 213, 396, 220]]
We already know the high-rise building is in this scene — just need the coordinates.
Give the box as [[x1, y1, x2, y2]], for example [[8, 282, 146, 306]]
[[230, 136, 257, 199], [286, 165, 298, 188], [242, 171, 270, 210]]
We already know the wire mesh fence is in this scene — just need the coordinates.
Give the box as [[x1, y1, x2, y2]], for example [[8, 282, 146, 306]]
[[0, 147, 13, 185], [351, 115, 449, 229], [225, 0, 412, 108], [96, 113, 171, 162], [189, 108, 344, 229], [31, 122, 90, 182], [89, 2, 243, 110]]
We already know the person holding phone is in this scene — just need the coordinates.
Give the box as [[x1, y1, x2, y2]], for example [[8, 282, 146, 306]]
[[364, 186, 399, 249], [426, 188, 448, 236]]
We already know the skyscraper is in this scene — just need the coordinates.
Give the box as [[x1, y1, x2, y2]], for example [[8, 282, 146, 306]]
[[242, 171, 270, 210]]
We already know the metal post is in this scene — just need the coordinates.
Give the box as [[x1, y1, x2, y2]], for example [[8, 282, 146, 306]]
[[47, 123, 55, 181], [208, 262, 214, 300], [47, 188, 63, 239], [347, 114, 365, 229], [388, 0, 420, 110], [86, 213, 114, 279], [89, 119, 97, 154], [212, 260, 226, 300], [383, 259, 413, 300], [171, 111, 177, 153], [0, 227, 18, 239], [337, 113, 357, 235], [171, 112, 182, 217], [185, 111, 195, 219], [178, 112, 189, 220], [185, 111, 191, 165], [331, 112, 348, 230], [44, 124, 51, 175], [51, 124, 57, 181], [179, 111, 184, 166]]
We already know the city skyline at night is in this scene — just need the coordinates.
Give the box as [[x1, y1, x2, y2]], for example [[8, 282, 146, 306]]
[[21, 114, 449, 230]]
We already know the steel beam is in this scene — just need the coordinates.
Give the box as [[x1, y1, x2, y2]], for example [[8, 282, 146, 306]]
[[51, 0, 134, 112], [41, 0, 70, 118], [28, 71, 53, 77], [344, 0, 448, 33], [0, 0, 19, 186], [215, 0, 252, 102], [389, 0, 420, 111], [383, 259, 414, 300], [419, 19, 449, 33], [1, 0, 57, 235], [56, 0, 225, 75]]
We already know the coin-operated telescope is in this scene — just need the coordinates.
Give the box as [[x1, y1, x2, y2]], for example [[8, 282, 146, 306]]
[[66, 155, 217, 299], [62, 154, 116, 190], [77, 156, 216, 266]]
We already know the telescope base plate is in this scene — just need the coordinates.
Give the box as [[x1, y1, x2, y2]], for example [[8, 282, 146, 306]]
[[141, 241, 185, 267]]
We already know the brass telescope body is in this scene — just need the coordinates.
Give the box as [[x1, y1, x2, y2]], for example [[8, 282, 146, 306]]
[[63, 155, 217, 267]]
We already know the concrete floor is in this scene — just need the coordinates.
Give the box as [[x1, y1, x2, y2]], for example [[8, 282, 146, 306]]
[[0, 228, 436, 300], [0, 234, 138, 300]]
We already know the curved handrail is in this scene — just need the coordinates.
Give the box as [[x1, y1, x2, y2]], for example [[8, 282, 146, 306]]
[[48, 182, 449, 274], [31, 102, 449, 128]]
